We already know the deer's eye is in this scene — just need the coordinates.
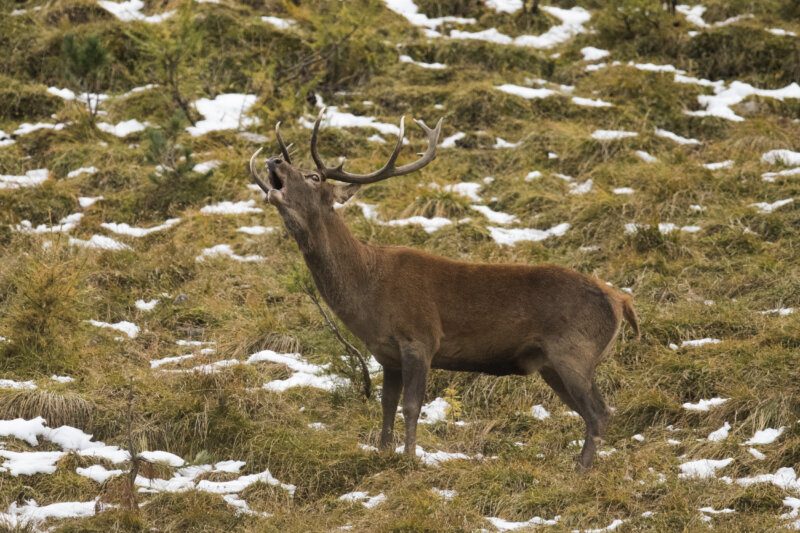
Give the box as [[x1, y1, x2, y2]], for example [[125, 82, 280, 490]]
[[306, 174, 320, 182]]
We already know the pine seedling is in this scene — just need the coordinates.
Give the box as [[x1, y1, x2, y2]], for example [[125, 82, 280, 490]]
[[145, 110, 203, 184], [61, 33, 110, 123]]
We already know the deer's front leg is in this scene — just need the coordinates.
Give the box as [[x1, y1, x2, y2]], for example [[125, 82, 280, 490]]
[[400, 344, 430, 456], [379, 367, 402, 450]]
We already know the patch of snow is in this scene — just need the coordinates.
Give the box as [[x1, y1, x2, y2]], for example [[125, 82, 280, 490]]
[[339, 491, 386, 508], [396, 445, 478, 467], [193, 160, 221, 173], [196, 244, 266, 263], [624, 223, 701, 235], [431, 488, 457, 500], [383, 0, 475, 31], [0, 499, 98, 528], [572, 519, 626, 533], [200, 200, 263, 215], [0, 450, 65, 476], [768, 28, 797, 37], [678, 457, 734, 479], [98, 0, 174, 23], [0, 379, 37, 391], [419, 397, 450, 424], [488, 514, 560, 531], [67, 166, 98, 179], [681, 338, 721, 348], [440, 132, 465, 148], [70, 235, 132, 251], [299, 103, 400, 136], [96, 119, 149, 137], [635, 150, 658, 163], [101, 218, 180, 237], [13, 213, 83, 234], [485, 0, 522, 14], [704, 160, 733, 170], [708, 422, 731, 442], [150, 354, 197, 369], [760, 307, 794, 316], [686, 82, 800, 122], [568, 179, 593, 195], [470, 205, 518, 224], [749, 198, 793, 214], [139, 450, 184, 467], [0, 169, 49, 190], [572, 96, 612, 107], [51, 375, 74, 384], [450, 6, 590, 49], [487, 223, 570, 246], [78, 196, 103, 208], [683, 398, 729, 411], [591, 130, 637, 140], [443, 182, 482, 202], [135, 299, 158, 311], [613, 187, 634, 195], [654, 127, 700, 145], [494, 137, 522, 149], [87, 320, 139, 338], [237, 225, 275, 235], [76, 464, 124, 483], [743, 427, 785, 446], [748, 447, 766, 460], [737, 466, 800, 491], [675, 5, 708, 27], [581, 46, 609, 61], [399, 55, 446, 69], [531, 404, 550, 420], [762, 149, 800, 166], [525, 171, 542, 181], [386, 216, 452, 233], [186, 94, 259, 136], [367, 134, 386, 144], [13, 122, 69, 136], [762, 167, 800, 182], [495, 84, 556, 99], [261, 16, 296, 30]]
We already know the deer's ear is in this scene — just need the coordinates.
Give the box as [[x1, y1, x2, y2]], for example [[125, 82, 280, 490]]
[[332, 183, 361, 203]]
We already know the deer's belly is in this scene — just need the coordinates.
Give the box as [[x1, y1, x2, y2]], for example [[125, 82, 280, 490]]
[[432, 339, 546, 376]]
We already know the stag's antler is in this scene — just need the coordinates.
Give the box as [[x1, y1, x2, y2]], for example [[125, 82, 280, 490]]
[[249, 147, 271, 194], [310, 107, 443, 184], [275, 122, 293, 163]]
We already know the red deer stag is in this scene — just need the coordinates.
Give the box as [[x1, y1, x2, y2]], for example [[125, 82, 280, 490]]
[[249, 109, 640, 469]]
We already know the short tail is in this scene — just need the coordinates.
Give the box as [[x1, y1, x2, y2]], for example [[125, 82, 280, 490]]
[[620, 295, 641, 339]]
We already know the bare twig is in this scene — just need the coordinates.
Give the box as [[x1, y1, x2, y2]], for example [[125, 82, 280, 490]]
[[275, 27, 358, 86], [304, 287, 372, 398], [126, 376, 139, 511]]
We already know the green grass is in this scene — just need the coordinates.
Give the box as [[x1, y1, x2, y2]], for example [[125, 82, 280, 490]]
[[1, 0, 800, 531]]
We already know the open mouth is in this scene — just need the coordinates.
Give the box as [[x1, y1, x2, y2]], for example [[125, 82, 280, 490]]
[[268, 168, 284, 191]]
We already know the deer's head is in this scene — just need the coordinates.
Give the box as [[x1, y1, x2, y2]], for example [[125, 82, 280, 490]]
[[249, 108, 443, 235]]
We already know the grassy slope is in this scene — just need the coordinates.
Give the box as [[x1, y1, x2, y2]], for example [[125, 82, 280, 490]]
[[1, 0, 800, 531]]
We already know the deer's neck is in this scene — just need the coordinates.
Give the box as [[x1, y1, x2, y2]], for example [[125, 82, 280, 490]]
[[297, 209, 374, 320]]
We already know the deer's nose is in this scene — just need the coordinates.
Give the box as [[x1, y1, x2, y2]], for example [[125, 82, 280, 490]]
[[267, 158, 283, 171]]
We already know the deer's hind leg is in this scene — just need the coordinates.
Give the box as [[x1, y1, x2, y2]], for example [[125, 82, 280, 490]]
[[540, 356, 611, 470]]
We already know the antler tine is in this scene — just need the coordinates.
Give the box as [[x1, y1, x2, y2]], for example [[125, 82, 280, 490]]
[[317, 116, 442, 185], [249, 147, 271, 194], [310, 107, 328, 170], [275, 122, 293, 164]]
